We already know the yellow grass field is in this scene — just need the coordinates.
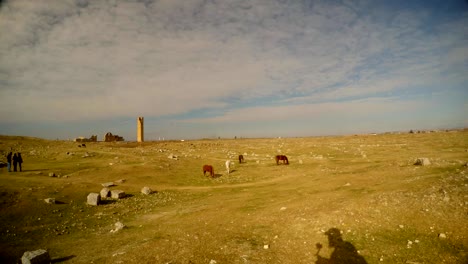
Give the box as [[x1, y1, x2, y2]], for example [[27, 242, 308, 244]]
[[0, 130, 467, 263]]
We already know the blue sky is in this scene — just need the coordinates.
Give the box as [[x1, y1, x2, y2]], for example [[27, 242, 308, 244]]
[[0, 0, 467, 140]]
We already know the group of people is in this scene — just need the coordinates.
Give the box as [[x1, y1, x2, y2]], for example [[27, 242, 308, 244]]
[[6, 152, 23, 172]]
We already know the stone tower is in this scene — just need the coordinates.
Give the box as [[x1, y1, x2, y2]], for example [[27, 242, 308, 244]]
[[137, 117, 144, 142]]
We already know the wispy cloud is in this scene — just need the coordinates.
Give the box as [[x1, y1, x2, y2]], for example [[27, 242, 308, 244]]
[[0, 0, 466, 139]]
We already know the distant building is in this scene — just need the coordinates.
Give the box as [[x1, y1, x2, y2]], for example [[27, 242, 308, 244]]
[[74, 135, 97, 142], [104, 132, 124, 142]]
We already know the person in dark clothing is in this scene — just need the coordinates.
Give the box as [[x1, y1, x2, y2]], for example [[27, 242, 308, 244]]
[[6, 152, 12, 172], [315, 228, 367, 264], [17, 153, 23, 172], [12, 153, 18, 172]]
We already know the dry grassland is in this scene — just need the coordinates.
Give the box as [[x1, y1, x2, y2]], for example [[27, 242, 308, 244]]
[[0, 131, 467, 263]]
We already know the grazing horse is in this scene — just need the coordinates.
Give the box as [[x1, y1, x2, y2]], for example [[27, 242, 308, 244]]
[[203, 165, 214, 177], [275, 155, 289, 165], [238, 155, 245, 164], [225, 160, 233, 174]]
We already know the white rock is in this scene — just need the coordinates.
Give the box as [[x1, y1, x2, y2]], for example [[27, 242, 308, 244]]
[[101, 182, 115, 187], [87, 193, 101, 206], [110, 221, 126, 233], [21, 249, 50, 264], [100, 188, 110, 198], [438, 233, 447, 239], [141, 186, 153, 195], [44, 198, 55, 204], [263, 244, 270, 249], [111, 190, 125, 199], [414, 158, 431, 166]]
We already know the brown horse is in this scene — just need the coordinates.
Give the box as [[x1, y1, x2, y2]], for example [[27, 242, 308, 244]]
[[275, 155, 289, 165], [203, 165, 214, 177], [238, 155, 245, 164]]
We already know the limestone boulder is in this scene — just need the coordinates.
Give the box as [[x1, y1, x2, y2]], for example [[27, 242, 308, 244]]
[[100, 188, 110, 198], [141, 186, 153, 195], [87, 193, 101, 206], [414, 158, 431, 166], [44, 198, 55, 204], [111, 190, 126, 199], [21, 249, 50, 264]]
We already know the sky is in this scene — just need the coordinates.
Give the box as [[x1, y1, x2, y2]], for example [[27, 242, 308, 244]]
[[0, 0, 467, 141]]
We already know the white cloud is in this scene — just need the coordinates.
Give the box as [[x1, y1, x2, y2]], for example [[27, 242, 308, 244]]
[[0, 0, 466, 137]]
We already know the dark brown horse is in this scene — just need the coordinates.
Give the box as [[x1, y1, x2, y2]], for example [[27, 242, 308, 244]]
[[238, 155, 245, 164], [203, 165, 214, 177], [275, 155, 289, 165]]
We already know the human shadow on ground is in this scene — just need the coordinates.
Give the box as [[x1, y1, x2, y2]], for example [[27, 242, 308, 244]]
[[315, 228, 368, 264]]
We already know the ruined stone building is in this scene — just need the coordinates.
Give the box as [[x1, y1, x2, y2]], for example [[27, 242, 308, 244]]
[[74, 135, 97, 142], [104, 132, 124, 142]]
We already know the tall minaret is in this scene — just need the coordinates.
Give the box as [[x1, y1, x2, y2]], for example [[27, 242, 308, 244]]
[[137, 117, 144, 142]]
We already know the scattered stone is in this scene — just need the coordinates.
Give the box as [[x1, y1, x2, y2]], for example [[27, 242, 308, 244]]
[[44, 198, 55, 204], [399, 225, 404, 229], [263, 244, 270, 249], [414, 158, 430, 166], [209, 260, 217, 264], [87, 193, 101, 206], [280, 207, 287, 211], [115, 179, 126, 184], [141, 186, 153, 195], [100, 188, 110, 198], [111, 190, 126, 199], [21, 249, 50, 264], [110, 221, 126, 233], [438, 233, 447, 239], [168, 154, 178, 160], [48, 172, 56, 177], [102, 182, 115, 187], [344, 183, 351, 186]]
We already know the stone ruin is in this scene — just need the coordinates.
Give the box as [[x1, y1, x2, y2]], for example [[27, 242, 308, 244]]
[[74, 135, 97, 142], [104, 132, 124, 142]]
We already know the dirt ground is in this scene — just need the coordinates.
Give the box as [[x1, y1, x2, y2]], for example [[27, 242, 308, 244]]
[[0, 130, 467, 263]]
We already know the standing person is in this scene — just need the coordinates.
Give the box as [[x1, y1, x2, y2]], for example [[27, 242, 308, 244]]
[[6, 152, 12, 172], [17, 153, 23, 172], [12, 153, 18, 172]]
